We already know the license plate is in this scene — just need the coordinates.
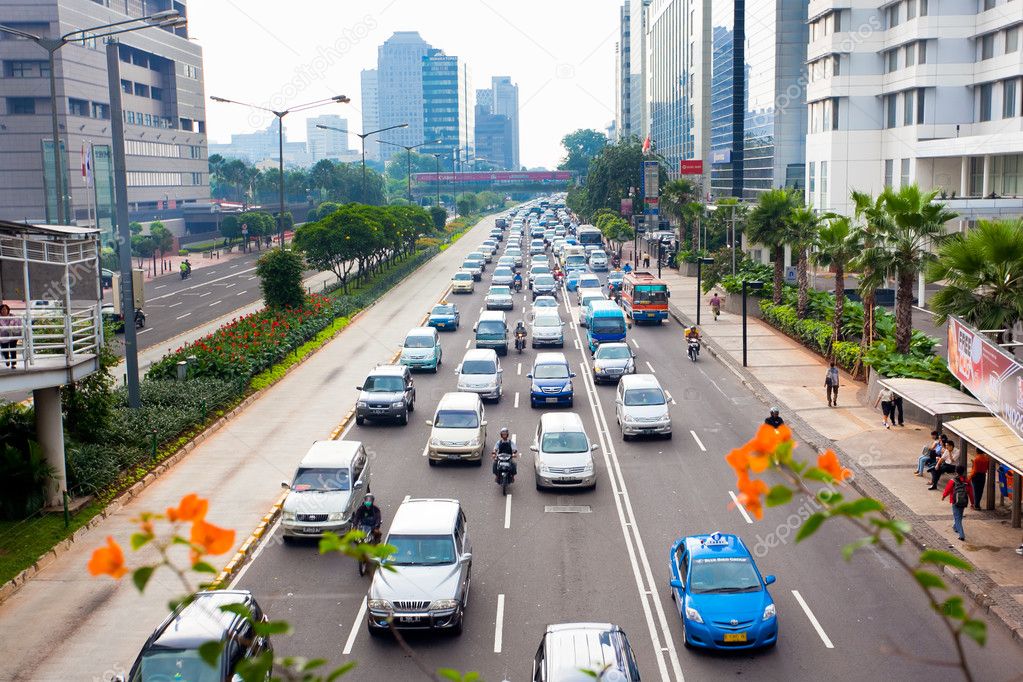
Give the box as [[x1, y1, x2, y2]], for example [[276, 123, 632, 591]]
[[399, 616, 420, 624], [546, 397, 559, 403], [300, 527, 321, 534], [723, 632, 747, 643], [446, 454, 462, 459]]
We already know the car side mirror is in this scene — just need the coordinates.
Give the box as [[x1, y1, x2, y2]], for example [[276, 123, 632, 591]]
[[526, 373, 533, 379], [280, 480, 290, 490], [570, 372, 576, 378], [530, 445, 538, 452], [355, 386, 363, 391], [425, 419, 433, 426], [498, 368, 504, 373], [481, 420, 488, 427], [669, 579, 684, 590], [764, 575, 776, 586], [666, 292, 671, 298], [460, 552, 472, 563], [591, 444, 599, 451]]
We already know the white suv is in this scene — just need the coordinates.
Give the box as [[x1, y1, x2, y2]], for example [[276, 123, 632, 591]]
[[456, 348, 503, 401], [531, 412, 598, 491]]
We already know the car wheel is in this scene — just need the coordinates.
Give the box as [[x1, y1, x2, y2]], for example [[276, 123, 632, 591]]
[[535, 480, 543, 491], [356, 416, 365, 426], [407, 397, 415, 413], [399, 410, 409, 425], [451, 614, 464, 637], [367, 625, 387, 638], [281, 535, 295, 545], [473, 457, 483, 467], [428, 458, 437, 467], [567, 398, 573, 408], [664, 431, 672, 440], [682, 619, 693, 649]]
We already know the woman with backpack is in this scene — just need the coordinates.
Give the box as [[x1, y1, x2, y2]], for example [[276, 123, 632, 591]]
[[941, 465, 974, 541]]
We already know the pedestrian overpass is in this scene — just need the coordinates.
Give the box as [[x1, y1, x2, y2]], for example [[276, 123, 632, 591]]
[[412, 170, 575, 198]]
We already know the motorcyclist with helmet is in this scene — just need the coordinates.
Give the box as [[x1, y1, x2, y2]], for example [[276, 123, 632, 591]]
[[491, 427, 519, 480], [352, 492, 382, 543]]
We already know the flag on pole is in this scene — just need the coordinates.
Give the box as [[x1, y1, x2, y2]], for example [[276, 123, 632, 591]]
[[84, 143, 93, 187], [641, 134, 652, 155], [81, 142, 86, 179]]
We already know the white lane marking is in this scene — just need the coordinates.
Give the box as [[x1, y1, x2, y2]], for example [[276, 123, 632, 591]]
[[168, 301, 182, 308], [229, 263, 239, 269], [148, 266, 258, 302], [224, 283, 236, 289], [504, 495, 512, 529], [199, 291, 212, 298], [176, 313, 191, 320], [154, 284, 167, 290], [228, 518, 280, 589], [137, 327, 153, 335], [630, 337, 639, 348], [342, 596, 367, 655], [494, 594, 506, 653], [792, 590, 835, 649], [912, 305, 934, 316], [645, 361, 656, 374], [665, 391, 677, 405], [689, 430, 706, 452], [517, 362, 522, 376], [514, 392, 519, 409], [465, 338, 471, 349], [209, 300, 222, 307], [236, 290, 247, 296], [729, 490, 754, 524], [421, 442, 429, 457], [574, 338, 580, 350]]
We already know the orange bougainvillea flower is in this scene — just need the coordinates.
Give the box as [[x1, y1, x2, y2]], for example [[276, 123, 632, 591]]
[[166, 493, 208, 523], [750, 423, 792, 455], [817, 449, 852, 482], [190, 519, 235, 561], [734, 473, 770, 521], [88, 536, 128, 579]]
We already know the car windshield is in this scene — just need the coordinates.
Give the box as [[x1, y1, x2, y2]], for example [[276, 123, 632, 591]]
[[477, 320, 505, 336], [461, 360, 496, 375], [582, 296, 603, 307], [454, 273, 472, 281], [634, 286, 668, 305], [431, 305, 455, 316], [541, 431, 589, 453], [624, 388, 666, 406], [534, 316, 561, 328], [534, 276, 555, 287], [292, 466, 351, 492], [489, 286, 511, 296], [134, 650, 221, 682], [404, 335, 434, 349], [689, 558, 763, 594], [596, 346, 631, 360], [388, 534, 456, 566], [534, 362, 569, 379], [363, 375, 405, 392], [434, 409, 479, 428], [534, 299, 556, 307], [494, 268, 513, 277], [533, 266, 551, 274], [581, 277, 600, 286], [462, 261, 477, 269], [592, 318, 625, 335]]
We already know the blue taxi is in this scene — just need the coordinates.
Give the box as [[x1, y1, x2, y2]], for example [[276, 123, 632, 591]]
[[427, 303, 460, 331], [668, 532, 777, 650]]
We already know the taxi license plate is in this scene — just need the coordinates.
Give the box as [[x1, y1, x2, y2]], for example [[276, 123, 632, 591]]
[[723, 632, 747, 643], [546, 397, 559, 403], [300, 527, 320, 534], [399, 616, 420, 624]]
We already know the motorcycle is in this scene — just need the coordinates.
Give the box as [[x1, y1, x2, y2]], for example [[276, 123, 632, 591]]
[[133, 308, 146, 330], [356, 524, 377, 577], [179, 264, 191, 281], [494, 452, 516, 496], [514, 331, 527, 353], [687, 338, 700, 363], [513, 278, 523, 293]]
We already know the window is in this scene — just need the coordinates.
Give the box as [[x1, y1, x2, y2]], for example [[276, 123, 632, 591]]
[[150, 87, 163, 101], [833, 55, 841, 76], [886, 94, 898, 128], [68, 98, 88, 117], [126, 111, 135, 124], [1007, 27, 1019, 54], [6, 60, 49, 78], [920, 0, 928, 15], [969, 157, 984, 195], [121, 79, 132, 94], [831, 98, 840, 129], [906, 43, 916, 67], [979, 83, 993, 121], [907, 0, 917, 19], [809, 161, 816, 196], [91, 102, 109, 120], [887, 49, 899, 73], [901, 158, 911, 187], [981, 34, 995, 60], [983, 0, 996, 10], [1005, 79, 1018, 118], [820, 161, 828, 207], [7, 97, 36, 115], [887, 4, 900, 28], [884, 159, 894, 188], [1001, 154, 1020, 196], [917, 88, 926, 124], [133, 83, 149, 97], [918, 40, 927, 63], [904, 90, 915, 125]]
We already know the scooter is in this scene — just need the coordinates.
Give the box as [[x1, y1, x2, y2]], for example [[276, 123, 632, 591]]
[[515, 331, 527, 353], [180, 265, 191, 281], [687, 338, 700, 363], [134, 308, 146, 329], [356, 524, 377, 577], [513, 278, 523, 293], [494, 452, 516, 496]]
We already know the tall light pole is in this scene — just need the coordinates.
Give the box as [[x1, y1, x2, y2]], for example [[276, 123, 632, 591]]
[[742, 280, 764, 367], [212, 95, 351, 245], [0, 10, 185, 225], [378, 138, 441, 204], [432, 154, 443, 207], [315, 123, 408, 204], [695, 257, 714, 324]]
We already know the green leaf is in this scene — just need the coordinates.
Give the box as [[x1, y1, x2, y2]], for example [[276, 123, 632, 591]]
[[129, 533, 152, 550], [961, 618, 987, 646], [326, 661, 357, 680], [841, 537, 876, 561], [796, 512, 828, 542], [919, 549, 973, 572], [937, 596, 967, 620], [804, 467, 836, 483], [197, 641, 223, 668], [131, 566, 155, 593], [913, 569, 947, 590], [191, 561, 218, 574], [831, 498, 885, 518], [252, 619, 293, 636], [816, 489, 843, 506], [788, 459, 808, 474], [219, 602, 253, 619], [234, 652, 273, 682], [462, 674, 481, 682], [765, 485, 793, 507], [300, 658, 327, 671], [437, 669, 465, 682], [870, 518, 911, 543]]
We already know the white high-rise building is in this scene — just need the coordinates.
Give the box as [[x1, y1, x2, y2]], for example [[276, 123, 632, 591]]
[[360, 69, 380, 160], [805, 0, 1023, 220], [306, 115, 350, 162], [615, 2, 632, 141], [376, 32, 433, 150], [491, 76, 520, 170], [629, 0, 652, 139]]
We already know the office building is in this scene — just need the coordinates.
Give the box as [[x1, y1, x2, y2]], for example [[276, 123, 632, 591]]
[[474, 96, 513, 170], [306, 115, 350, 162], [376, 31, 432, 150], [490, 76, 520, 170], [615, 2, 632, 141], [360, 68, 380, 160], [421, 49, 473, 170], [709, 0, 744, 198], [207, 119, 308, 167], [0, 0, 209, 240], [805, 0, 1022, 219], [629, 0, 652, 139]]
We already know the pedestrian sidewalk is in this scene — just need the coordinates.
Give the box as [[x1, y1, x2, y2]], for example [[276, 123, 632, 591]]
[[658, 268, 1023, 635]]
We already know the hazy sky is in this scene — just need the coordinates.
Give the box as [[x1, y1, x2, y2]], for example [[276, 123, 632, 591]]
[[188, 0, 622, 169]]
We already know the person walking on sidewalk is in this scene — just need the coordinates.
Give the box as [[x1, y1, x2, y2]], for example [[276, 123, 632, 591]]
[[916, 431, 942, 476], [643, 254, 650, 268], [892, 394, 905, 426], [928, 438, 957, 490], [874, 386, 894, 429], [825, 361, 840, 407], [969, 450, 990, 510], [941, 465, 974, 541], [709, 293, 722, 321]]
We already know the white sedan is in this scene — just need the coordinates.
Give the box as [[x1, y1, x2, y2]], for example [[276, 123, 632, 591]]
[[492, 266, 516, 286], [485, 285, 516, 310]]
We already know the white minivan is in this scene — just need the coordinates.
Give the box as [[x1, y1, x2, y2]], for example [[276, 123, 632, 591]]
[[531, 412, 598, 491], [456, 348, 503, 401], [616, 374, 672, 440], [281, 440, 370, 540]]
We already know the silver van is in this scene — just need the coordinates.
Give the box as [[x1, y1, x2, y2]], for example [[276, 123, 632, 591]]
[[456, 348, 503, 401], [616, 374, 672, 440], [280, 441, 370, 540], [532, 623, 641, 681]]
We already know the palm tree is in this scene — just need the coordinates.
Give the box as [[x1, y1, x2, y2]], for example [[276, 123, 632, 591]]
[[812, 215, 863, 343], [786, 206, 830, 319], [863, 185, 958, 353], [747, 188, 800, 304], [661, 178, 701, 248], [851, 191, 891, 348], [927, 219, 1023, 332]]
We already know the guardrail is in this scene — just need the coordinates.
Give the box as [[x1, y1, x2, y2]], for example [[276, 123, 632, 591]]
[[0, 307, 101, 370]]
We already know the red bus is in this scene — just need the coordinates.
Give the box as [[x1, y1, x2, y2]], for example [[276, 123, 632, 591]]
[[621, 271, 669, 324]]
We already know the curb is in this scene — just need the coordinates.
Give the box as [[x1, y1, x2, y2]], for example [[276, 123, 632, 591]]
[[667, 301, 1023, 640]]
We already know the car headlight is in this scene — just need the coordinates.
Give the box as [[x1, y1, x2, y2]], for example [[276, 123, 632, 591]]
[[466, 437, 481, 447], [430, 437, 442, 446], [368, 599, 392, 612], [624, 415, 638, 423], [763, 603, 776, 621], [626, 361, 635, 372], [391, 401, 404, 408], [429, 599, 459, 611], [328, 512, 346, 522], [684, 605, 703, 624], [356, 401, 368, 408], [282, 512, 296, 522], [565, 381, 573, 393], [538, 464, 552, 474], [531, 384, 542, 393]]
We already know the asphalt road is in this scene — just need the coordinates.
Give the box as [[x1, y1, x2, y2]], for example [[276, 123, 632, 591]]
[[235, 237, 1023, 681]]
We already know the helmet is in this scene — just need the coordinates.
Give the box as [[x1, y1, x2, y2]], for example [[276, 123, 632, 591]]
[[769, 407, 779, 415], [363, 493, 375, 503], [500, 426, 510, 435]]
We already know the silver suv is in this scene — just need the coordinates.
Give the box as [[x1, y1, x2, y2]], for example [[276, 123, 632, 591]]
[[367, 499, 472, 636], [355, 365, 415, 425]]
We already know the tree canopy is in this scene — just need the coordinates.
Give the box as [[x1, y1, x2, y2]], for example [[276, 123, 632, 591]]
[[558, 129, 609, 176]]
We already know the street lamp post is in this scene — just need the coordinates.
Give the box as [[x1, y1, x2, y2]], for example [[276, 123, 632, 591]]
[[741, 279, 764, 367], [432, 154, 442, 207], [378, 138, 441, 204], [0, 10, 185, 225], [315, 123, 409, 204], [695, 257, 714, 325], [212, 95, 350, 246]]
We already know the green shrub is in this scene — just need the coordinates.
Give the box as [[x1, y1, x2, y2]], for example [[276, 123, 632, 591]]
[[0, 441, 52, 520], [179, 249, 190, 256], [862, 340, 957, 386], [832, 341, 862, 374], [256, 247, 305, 309]]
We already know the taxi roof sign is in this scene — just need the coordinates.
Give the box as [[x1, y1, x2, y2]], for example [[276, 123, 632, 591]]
[[703, 532, 730, 547]]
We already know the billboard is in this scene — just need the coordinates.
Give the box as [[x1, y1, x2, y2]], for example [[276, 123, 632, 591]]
[[642, 160, 659, 199], [947, 316, 1023, 440], [620, 198, 633, 216], [680, 159, 704, 175]]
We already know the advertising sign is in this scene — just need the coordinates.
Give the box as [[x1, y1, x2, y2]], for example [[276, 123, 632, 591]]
[[679, 159, 704, 175], [642, 160, 659, 199], [947, 316, 1023, 441], [620, 198, 633, 217]]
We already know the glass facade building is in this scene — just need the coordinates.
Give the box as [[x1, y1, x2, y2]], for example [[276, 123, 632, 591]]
[[710, 0, 744, 198], [421, 50, 473, 171], [648, 0, 699, 174]]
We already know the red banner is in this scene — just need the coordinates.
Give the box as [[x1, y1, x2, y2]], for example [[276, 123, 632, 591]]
[[947, 316, 1023, 440], [620, 198, 633, 216], [679, 160, 704, 175]]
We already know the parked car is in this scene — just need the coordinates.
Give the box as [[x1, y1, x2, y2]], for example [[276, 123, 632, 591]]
[[616, 373, 672, 440], [532, 623, 641, 682], [456, 348, 503, 401], [100, 268, 114, 288], [355, 365, 415, 425], [531, 412, 597, 491], [399, 326, 442, 372], [281, 440, 370, 539], [367, 499, 473, 636], [427, 303, 460, 331], [528, 352, 575, 408]]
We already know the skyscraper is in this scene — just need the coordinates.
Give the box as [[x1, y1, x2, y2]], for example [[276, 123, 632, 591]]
[[360, 68, 380, 160], [376, 32, 432, 149], [474, 88, 513, 170], [0, 0, 208, 236], [709, 0, 744, 198], [614, 2, 632, 141], [420, 49, 473, 170], [306, 115, 350, 162], [629, 0, 652, 140], [490, 76, 519, 170]]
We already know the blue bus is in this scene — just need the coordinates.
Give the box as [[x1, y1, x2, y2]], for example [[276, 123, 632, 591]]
[[585, 300, 627, 352], [576, 226, 603, 249]]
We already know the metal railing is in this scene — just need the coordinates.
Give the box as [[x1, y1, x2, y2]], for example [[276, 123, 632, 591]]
[[0, 307, 101, 370]]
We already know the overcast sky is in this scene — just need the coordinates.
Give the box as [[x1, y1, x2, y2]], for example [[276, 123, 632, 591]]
[[188, 0, 621, 169]]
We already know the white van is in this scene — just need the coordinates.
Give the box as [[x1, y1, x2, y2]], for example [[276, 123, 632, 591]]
[[616, 374, 672, 440], [531, 412, 598, 491], [456, 348, 503, 401]]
